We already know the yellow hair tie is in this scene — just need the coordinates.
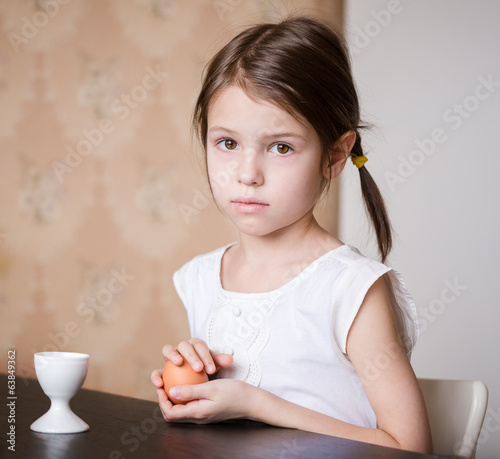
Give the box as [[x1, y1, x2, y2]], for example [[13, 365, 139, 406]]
[[351, 155, 368, 169]]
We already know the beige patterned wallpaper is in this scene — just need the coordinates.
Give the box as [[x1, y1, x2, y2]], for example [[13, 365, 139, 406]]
[[0, 0, 342, 400]]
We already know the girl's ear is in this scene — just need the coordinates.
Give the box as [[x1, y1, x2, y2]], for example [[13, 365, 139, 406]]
[[323, 131, 357, 180]]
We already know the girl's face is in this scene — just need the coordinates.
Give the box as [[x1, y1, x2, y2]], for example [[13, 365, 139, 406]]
[[206, 85, 325, 238]]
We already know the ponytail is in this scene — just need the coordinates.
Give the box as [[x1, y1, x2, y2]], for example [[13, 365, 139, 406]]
[[351, 135, 392, 263]]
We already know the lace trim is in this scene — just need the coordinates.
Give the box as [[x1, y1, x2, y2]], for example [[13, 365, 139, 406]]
[[207, 292, 279, 386]]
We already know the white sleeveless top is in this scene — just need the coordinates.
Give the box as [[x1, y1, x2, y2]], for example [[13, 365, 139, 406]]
[[173, 243, 419, 428]]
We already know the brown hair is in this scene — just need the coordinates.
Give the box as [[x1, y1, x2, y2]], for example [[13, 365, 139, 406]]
[[193, 16, 392, 262]]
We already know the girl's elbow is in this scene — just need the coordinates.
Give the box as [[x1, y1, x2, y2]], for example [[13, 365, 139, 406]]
[[399, 436, 433, 455]]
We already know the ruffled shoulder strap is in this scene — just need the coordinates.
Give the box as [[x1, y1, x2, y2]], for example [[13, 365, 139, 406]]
[[329, 246, 419, 357], [173, 243, 233, 322]]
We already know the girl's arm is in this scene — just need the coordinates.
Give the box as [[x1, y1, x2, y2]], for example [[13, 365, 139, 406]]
[[245, 277, 432, 453], [153, 278, 432, 454], [343, 277, 433, 453]]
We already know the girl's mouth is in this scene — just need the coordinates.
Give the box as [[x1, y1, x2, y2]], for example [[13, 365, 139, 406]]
[[231, 197, 269, 213]]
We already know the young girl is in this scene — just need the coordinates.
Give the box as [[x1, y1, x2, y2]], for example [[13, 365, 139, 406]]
[[151, 16, 432, 454]]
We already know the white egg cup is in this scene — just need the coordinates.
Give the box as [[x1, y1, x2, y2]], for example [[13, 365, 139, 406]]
[[30, 352, 90, 434]]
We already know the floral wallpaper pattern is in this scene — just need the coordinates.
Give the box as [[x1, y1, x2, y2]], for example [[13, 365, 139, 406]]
[[0, 0, 341, 399]]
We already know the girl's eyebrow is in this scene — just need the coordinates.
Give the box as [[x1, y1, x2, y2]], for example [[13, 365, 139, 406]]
[[263, 131, 306, 141], [208, 126, 306, 141], [208, 126, 237, 135]]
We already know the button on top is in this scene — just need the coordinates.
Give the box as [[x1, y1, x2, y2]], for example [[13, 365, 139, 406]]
[[223, 346, 234, 355], [232, 307, 241, 317]]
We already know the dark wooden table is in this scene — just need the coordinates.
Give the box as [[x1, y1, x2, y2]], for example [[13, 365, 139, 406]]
[[1, 374, 440, 458]]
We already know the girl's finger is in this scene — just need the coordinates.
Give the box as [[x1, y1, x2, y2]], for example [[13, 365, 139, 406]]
[[157, 386, 168, 404], [169, 382, 209, 405], [212, 352, 233, 370], [151, 369, 164, 388], [176, 340, 208, 373], [191, 339, 217, 374], [156, 387, 174, 420], [162, 344, 183, 365], [158, 385, 207, 423]]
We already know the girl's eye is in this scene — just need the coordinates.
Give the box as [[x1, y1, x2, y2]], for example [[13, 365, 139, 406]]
[[219, 139, 238, 150], [271, 143, 292, 155]]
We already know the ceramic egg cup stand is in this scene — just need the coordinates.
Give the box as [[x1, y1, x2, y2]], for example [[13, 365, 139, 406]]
[[30, 352, 90, 434]]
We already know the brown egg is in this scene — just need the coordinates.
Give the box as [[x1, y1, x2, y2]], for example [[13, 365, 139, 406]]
[[162, 359, 209, 405]]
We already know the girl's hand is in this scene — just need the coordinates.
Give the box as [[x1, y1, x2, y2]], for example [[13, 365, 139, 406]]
[[150, 338, 233, 390], [157, 378, 258, 424]]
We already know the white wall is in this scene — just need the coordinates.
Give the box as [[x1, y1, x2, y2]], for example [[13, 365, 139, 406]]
[[342, 1, 500, 458]]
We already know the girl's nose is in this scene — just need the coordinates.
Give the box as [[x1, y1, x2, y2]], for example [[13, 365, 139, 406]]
[[237, 151, 264, 186]]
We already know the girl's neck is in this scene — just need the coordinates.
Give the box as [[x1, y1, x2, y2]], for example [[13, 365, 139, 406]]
[[237, 218, 323, 262], [221, 216, 343, 293]]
